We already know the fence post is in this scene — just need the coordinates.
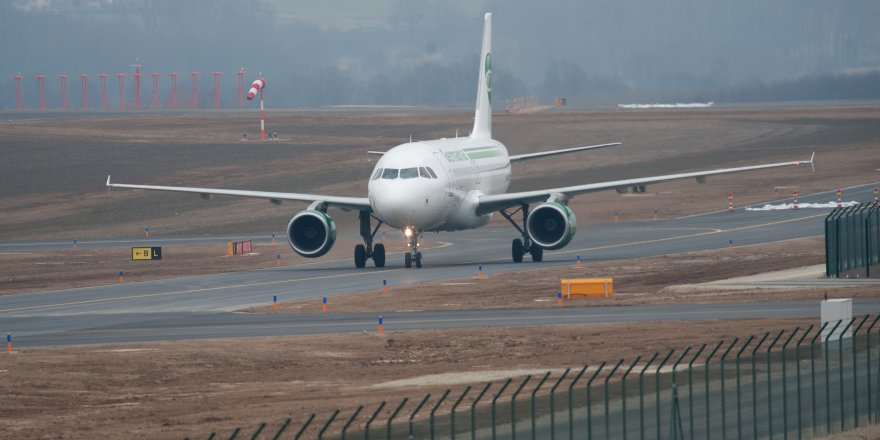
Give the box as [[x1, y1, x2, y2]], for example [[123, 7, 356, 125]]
[[621, 356, 642, 440], [409, 394, 431, 439], [812, 322, 830, 434], [511, 376, 532, 440], [548, 369, 570, 440], [530, 372, 551, 440], [639, 353, 659, 440], [782, 328, 800, 440], [248, 423, 266, 440], [705, 341, 724, 440], [586, 362, 606, 440], [766, 330, 785, 439], [491, 380, 512, 440], [293, 414, 315, 440], [734, 336, 754, 440], [364, 401, 386, 440], [719, 339, 737, 440], [825, 320, 843, 434], [385, 399, 406, 440], [688, 344, 706, 440], [655, 350, 676, 440], [472, 382, 493, 440], [853, 316, 869, 428], [795, 325, 814, 440], [451, 387, 471, 440], [432, 389, 451, 440], [867, 316, 880, 423], [318, 409, 340, 440], [604, 360, 625, 440], [568, 367, 588, 440], [751, 332, 770, 439], [838, 318, 856, 432], [226, 427, 240, 440], [270, 418, 291, 440], [341, 406, 363, 440]]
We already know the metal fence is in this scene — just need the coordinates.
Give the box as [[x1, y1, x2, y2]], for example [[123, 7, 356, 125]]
[[826, 203, 880, 278], [189, 316, 880, 440]]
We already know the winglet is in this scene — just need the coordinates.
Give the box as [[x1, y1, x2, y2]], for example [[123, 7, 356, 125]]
[[106, 175, 111, 187], [809, 152, 815, 172]]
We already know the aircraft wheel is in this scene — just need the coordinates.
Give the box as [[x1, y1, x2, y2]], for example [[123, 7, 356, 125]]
[[373, 243, 386, 268], [405, 252, 412, 268], [529, 244, 544, 262], [415, 252, 422, 268], [354, 244, 367, 268], [512, 239, 524, 263]]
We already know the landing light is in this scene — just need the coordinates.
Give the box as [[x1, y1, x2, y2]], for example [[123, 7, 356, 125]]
[[404, 227, 413, 238]]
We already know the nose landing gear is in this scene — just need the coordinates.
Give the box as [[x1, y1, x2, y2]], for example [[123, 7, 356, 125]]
[[404, 228, 422, 268], [355, 211, 385, 268]]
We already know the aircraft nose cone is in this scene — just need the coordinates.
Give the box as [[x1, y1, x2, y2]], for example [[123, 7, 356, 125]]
[[371, 182, 440, 229]]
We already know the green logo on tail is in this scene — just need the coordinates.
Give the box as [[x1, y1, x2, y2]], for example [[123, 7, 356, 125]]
[[484, 53, 492, 105]]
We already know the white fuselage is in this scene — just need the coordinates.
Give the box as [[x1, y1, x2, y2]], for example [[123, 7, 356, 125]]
[[368, 136, 510, 232]]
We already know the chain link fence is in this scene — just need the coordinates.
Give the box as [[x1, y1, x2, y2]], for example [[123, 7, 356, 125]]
[[188, 315, 880, 439], [826, 203, 880, 278]]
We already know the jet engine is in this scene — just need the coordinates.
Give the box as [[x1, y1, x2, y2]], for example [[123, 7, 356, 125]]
[[287, 210, 337, 258], [526, 202, 577, 250]]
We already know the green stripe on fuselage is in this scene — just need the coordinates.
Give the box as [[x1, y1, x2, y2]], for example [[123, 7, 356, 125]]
[[465, 149, 502, 159]]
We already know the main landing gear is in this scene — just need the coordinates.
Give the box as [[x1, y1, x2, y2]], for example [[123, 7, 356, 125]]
[[404, 227, 422, 269], [500, 203, 543, 263], [355, 211, 385, 268]]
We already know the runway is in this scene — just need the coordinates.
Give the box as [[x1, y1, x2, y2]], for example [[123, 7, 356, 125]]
[[1, 183, 877, 348]]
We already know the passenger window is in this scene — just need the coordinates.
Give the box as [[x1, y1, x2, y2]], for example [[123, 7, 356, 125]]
[[399, 168, 419, 179], [425, 167, 438, 178], [371, 168, 383, 180], [382, 168, 399, 179]]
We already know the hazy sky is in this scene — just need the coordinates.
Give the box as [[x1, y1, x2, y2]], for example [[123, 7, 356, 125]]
[[2, 0, 878, 108]]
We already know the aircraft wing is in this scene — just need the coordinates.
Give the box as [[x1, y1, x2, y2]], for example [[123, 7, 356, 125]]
[[106, 176, 371, 211], [475, 153, 814, 216], [508, 142, 620, 162]]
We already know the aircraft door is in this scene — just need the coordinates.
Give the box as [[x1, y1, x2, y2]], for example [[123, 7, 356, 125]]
[[433, 152, 455, 196]]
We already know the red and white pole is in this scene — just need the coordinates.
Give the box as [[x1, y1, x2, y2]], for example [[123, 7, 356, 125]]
[[727, 192, 734, 213], [874, 187, 878, 204], [793, 190, 799, 210], [836, 189, 842, 208], [247, 77, 267, 140]]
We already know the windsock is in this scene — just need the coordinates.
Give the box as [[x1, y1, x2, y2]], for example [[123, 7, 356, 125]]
[[246, 78, 266, 100]]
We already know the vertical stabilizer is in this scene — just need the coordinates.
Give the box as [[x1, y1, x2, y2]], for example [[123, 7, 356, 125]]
[[471, 13, 492, 139]]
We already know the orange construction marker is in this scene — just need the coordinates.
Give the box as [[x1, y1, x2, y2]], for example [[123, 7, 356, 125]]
[[378, 316, 383, 335], [557, 291, 562, 307], [273, 295, 278, 311], [119, 271, 124, 284], [576, 255, 581, 268], [322, 296, 327, 313], [383, 278, 388, 293], [478, 264, 483, 279], [728, 239, 733, 253], [276, 253, 281, 267], [271, 232, 277, 245], [145, 226, 149, 238], [72, 239, 77, 251], [6, 333, 11, 353]]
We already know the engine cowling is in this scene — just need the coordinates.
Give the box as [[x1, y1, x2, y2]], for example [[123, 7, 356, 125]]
[[526, 202, 577, 250], [287, 210, 337, 258]]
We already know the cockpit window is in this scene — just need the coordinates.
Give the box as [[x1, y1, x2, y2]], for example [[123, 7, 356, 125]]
[[425, 167, 438, 178], [382, 168, 399, 179], [399, 167, 419, 179], [371, 168, 383, 180]]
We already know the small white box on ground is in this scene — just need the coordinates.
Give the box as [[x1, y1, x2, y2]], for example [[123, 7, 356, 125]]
[[821, 298, 852, 342]]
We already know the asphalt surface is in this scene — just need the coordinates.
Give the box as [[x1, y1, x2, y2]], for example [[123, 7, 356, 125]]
[[1, 183, 878, 348]]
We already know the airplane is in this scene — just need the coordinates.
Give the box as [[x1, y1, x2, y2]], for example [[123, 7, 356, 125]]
[[107, 13, 814, 269]]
